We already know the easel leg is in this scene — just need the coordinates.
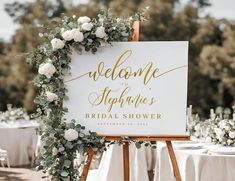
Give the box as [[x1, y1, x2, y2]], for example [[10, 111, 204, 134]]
[[166, 141, 182, 181], [123, 142, 130, 181], [81, 149, 95, 181]]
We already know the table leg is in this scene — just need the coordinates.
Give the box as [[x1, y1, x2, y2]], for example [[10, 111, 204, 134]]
[[166, 141, 182, 181]]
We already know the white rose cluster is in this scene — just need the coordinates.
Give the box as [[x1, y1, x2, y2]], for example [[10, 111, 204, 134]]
[[51, 38, 65, 50], [77, 16, 93, 31], [205, 117, 235, 146], [38, 62, 56, 79], [62, 29, 84, 42], [64, 129, 79, 141], [45, 91, 58, 102]]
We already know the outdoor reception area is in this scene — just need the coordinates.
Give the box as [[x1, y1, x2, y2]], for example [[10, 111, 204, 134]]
[[0, 0, 235, 181]]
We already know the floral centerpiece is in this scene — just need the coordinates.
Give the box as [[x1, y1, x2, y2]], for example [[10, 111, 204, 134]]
[[28, 9, 152, 180], [206, 119, 235, 146], [187, 106, 235, 146], [0, 104, 30, 122]]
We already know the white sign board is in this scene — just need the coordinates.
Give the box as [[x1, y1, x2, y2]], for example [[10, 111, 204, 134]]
[[64, 42, 188, 135]]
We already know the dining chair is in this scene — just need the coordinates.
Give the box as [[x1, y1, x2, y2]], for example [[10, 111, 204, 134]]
[[0, 149, 10, 168]]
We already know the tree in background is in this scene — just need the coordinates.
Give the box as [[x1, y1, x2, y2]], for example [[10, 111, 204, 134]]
[[0, 0, 234, 116]]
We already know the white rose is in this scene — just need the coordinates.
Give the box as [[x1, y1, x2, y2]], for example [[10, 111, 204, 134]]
[[45, 91, 58, 102], [229, 131, 235, 139], [72, 29, 84, 42], [77, 16, 91, 24], [62, 30, 74, 41], [51, 38, 65, 50], [52, 147, 58, 156], [95, 26, 107, 38], [38, 63, 56, 79], [64, 129, 78, 141], [81, 22, 93, 31]]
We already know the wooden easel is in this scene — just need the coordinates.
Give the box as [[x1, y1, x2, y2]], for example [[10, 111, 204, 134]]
[[80, 22, 190, 181]]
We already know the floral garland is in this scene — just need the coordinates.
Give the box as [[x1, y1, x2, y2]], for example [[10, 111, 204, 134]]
[[28, 9, 151, 180]]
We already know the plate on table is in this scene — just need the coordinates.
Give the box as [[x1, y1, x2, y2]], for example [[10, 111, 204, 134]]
[[173, 140, 200, 145], [173, 142, 205, 150], [208, 147, 235, 155]]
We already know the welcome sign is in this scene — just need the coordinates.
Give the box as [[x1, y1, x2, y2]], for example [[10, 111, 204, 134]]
[[64, 42, 188, 135]]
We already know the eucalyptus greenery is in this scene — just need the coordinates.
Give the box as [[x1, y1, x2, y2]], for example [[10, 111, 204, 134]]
[[28, 8, 153, 181]]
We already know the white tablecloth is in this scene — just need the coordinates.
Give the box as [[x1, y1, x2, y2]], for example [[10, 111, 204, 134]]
[[88, 144, 156, 181], [154, 142, 235, 181], [0, 125, 39, 166]]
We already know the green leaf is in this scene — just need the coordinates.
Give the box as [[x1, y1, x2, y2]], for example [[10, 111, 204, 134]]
[[135, 142, 141, 149]]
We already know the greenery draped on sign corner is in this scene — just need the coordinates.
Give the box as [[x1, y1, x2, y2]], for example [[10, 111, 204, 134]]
[[28, 8, 154, 180]]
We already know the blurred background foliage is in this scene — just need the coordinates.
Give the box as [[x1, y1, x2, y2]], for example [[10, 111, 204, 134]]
[[0, 0, 234, 117]]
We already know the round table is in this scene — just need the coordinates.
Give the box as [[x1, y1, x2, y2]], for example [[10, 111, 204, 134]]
[[87, 141, 235, 181], [154, 142, 235, 181], [0, 121, 39, 166]]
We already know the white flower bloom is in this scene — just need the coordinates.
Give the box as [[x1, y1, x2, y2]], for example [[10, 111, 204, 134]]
[[225, 126, 230, 131], [64, 129, 78, 141], [38, 33, 43, 37], [62, 30, 74, 41], [214, 128, 225, 140], [81, 22, 93, 31], [51, 38, 65, 50], [194, 124, 201, 132], [229, 131, 235, 139], [45, 91, 58, 102], [52, 147, 58, 156], [227, 139, 233, 145], [77, 16, 91, 24], [38, 62, 56, 79], [72, 29, 84, 42], [95, 26, 107, 38]]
